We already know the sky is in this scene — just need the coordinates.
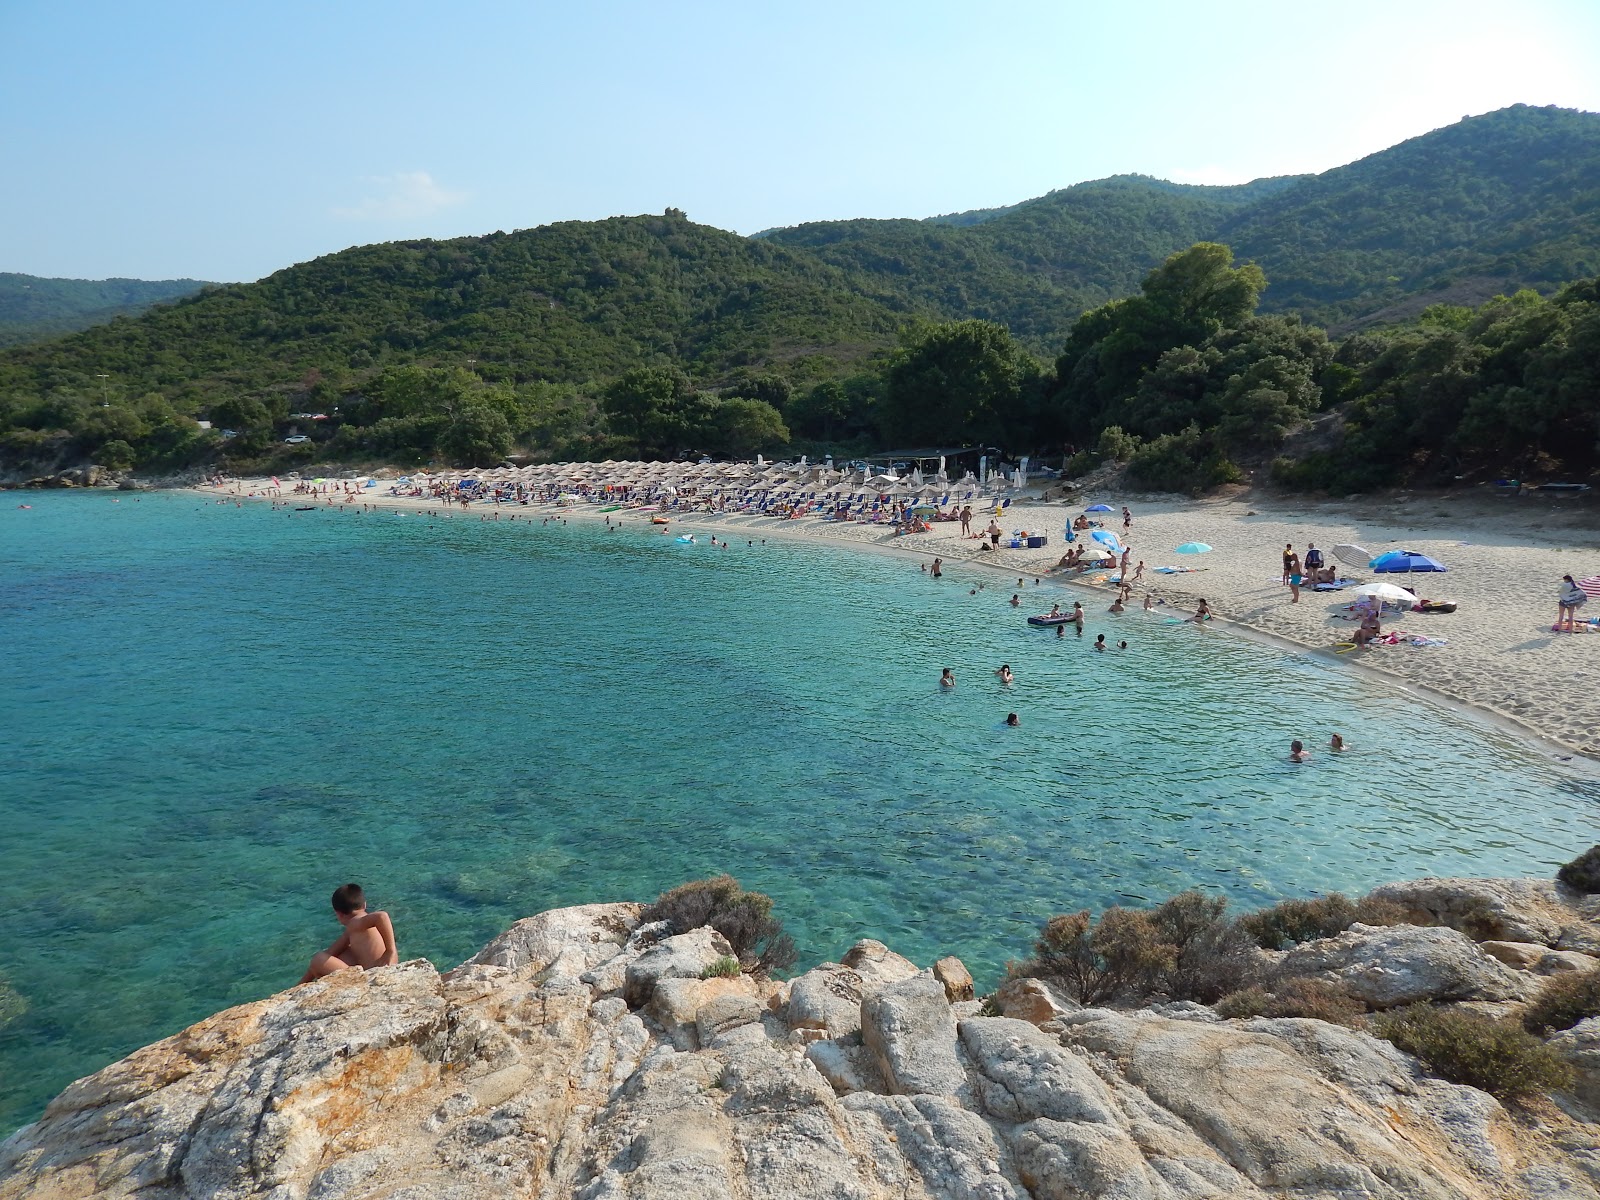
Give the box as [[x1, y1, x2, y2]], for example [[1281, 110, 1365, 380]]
[[2, 0, 1598, 283]]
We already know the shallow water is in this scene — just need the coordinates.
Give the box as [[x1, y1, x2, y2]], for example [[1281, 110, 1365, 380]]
[[1, 492, 1595, 1132]]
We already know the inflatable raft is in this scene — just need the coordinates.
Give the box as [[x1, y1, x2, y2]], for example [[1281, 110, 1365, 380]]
[[1026, 614, 1076, 627]]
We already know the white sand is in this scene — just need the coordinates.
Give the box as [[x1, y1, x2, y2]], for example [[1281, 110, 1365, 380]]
[[203, 480, 1600, 757]]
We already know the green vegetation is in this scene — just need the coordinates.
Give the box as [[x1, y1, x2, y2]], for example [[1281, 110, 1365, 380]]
[[639, 875, 797, 977], [1558, 845, 1600, 894], [1213, 978, 1367, 1026], [0, 273, 208, 349], [3, 106, 1599, 484], [1522, 969, 1600, 1035], [1023, 890, 1260, 1005], [700, 955, 743, 980], [1237, 893, 1409, 950], [1375, 1005, 1574, 1100]]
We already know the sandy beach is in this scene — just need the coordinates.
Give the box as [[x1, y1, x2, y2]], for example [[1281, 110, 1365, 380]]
[[202, 478, 1600, 758]]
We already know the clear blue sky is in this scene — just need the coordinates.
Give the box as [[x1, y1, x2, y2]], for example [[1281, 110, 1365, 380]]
[[3, 0, 1598, 283]]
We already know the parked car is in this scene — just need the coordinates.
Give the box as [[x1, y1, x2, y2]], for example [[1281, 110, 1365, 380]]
[[283, 435, 311, 445]]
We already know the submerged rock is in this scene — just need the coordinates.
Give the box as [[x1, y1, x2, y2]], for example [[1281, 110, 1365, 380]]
[[3, 895, 1598, 1199]]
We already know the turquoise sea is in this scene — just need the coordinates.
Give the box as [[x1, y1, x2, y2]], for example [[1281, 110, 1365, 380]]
[[2, 491, 1596, 1132]]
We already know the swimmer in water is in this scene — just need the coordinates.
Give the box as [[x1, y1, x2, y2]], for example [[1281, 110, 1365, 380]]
[[1330, 733, 1346, 752], [996, 664, 1013, 684], [1118, 640, 1127, 650], [1056, 623, 1065, 638], [1005, 712, 1021, 727], [940, 668, 955, 688], [1289, 739, 1310, 763], [1108, 597, 1124, 613], [1010, 594, 1021, 606], [1093, 634, 1106, 651]]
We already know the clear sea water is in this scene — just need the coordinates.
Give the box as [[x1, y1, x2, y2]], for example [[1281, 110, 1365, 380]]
[[2, 491, 1596, 1133]]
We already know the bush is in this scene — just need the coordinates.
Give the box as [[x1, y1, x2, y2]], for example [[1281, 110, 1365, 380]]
[[1124, 424, 1242, 494], [1239, 893, 1407, 950], [1376, 1005, 1573, 1100], [1523, 968, 1600, 1035], [640, 874, 797, 976], [700, 955, 742, 980], [1557, 845, 1600, 893], [1026, 890, 1259, 1005], [1096, 424, 1141, 462], [1063, 450, 1101, 478], [1030, 907, 1171, 1005], [1148, 890, 1262, 1003], [1215, 978, 1366, 1026]]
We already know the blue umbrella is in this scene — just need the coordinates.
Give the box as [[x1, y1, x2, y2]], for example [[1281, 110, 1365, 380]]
[[1175, 542, 1212, 555], [1085, 504, 1114, 512], [1091, 530, 1121, 550], [1371, 550, 1447, 573]]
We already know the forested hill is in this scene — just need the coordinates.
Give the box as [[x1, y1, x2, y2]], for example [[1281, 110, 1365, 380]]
[[2, 104, 1597, 465], [0, 213, 913, 409], [765, 104, 1600, 338], [0, 273, 208, 349]]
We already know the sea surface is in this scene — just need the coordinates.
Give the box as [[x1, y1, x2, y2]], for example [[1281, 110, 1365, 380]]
[[2, 491, 1597, 1133]]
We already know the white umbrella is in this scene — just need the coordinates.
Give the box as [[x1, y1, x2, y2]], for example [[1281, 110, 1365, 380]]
[[1351, 582, 1416, 607], [1333, 544, 1370, 568]]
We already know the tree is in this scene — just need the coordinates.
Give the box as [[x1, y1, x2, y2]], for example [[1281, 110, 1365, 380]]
[[711, 397, 789, 457], [601, 366, 698, 456], [881, 320, 1034, 447], [786, 381, 851, 439], [437, 398, 512, 466]]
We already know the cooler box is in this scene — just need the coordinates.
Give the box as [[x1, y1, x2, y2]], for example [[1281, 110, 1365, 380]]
[[1027, 535, 1048, 548]]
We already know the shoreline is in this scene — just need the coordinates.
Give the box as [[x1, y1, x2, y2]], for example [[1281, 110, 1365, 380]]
[[194, 478, 1600, 764]]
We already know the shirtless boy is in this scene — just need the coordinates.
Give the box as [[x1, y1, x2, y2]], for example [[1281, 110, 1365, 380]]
[[298, 883, 399, 984]]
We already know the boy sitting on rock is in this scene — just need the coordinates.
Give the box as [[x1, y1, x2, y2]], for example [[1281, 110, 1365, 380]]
[[298, 883, 398, 984]]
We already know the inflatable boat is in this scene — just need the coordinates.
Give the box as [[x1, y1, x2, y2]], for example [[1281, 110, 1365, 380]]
[[1027, 613, 1076, 627]]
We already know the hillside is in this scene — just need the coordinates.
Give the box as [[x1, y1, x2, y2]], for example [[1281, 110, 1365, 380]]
[[0, 212, 915, 411], [1221, 104, 1600, 325], [0, 273, 208, 349], [766, 105, 1600, 335], [2, 104, 1599, 478]]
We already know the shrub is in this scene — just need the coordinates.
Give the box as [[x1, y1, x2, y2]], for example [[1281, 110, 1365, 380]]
[[1557, 845, 1600, 893], [1375, 1005, 1574, 1100], [1030, 908, 1173, 1006], [700, 955, 742, 980], [1096, 424, 1141, 462], [1523, 968, 1600, 1035], [1215, 978, 1366, 1026], [1239, 893, 1407, 950], [1026, 890, 1258, 1005], [1063, 450, 1101, 478], [1148, 890, 1262, 1003], [640, 874, 797, 976]]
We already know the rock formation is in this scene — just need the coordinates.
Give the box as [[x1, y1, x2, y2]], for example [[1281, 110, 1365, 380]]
[[3, 881, 1598, 1199]]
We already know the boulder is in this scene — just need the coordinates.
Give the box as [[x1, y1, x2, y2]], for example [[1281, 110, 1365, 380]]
[[804, 1036, 884, 1095], [1549, 1016, 1600, 1110], [648, 975, 757, 1050], [622, 927, 734, 1008], [860, 972, 966, 1097], [991, 976, 1076, 1025], [958, 1017, 1117, 1124], [785, 940, 921, 1040], [1367, 877, 1587, 945], [452, 901, 639, 979], [932, 955, 975, 1002], [1277, 922, 1533, 1007]]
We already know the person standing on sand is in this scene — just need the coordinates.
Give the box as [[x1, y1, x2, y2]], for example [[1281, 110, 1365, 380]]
[[1122, 506, 1132, 532], [1281, 543, 1295, 585], [299, 884, 398, 984], [1557, 575, 1586, 632], [960, 505, 972, 536], [1287, 552, 1303, 604]]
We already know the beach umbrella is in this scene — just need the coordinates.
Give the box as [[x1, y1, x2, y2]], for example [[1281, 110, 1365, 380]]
[[1332, 543, 1370, 568], [1090, 530, 1122, 550], [1174, 542, 1212, 555], [1351, 582, 1417, 607], [1579, 576, 1600, 600], [1084, 503, 1114, 512], [1371, 550, 1447, 573]]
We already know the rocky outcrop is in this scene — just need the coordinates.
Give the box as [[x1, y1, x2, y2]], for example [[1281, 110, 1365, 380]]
[[3, 900, 1599, 1200], [1369, 876, 1600, 951], [1276, 922, 1536, 1007]]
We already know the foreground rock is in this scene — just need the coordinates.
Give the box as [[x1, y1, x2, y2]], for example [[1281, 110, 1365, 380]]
[[4, 898, 1599, 1199]]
